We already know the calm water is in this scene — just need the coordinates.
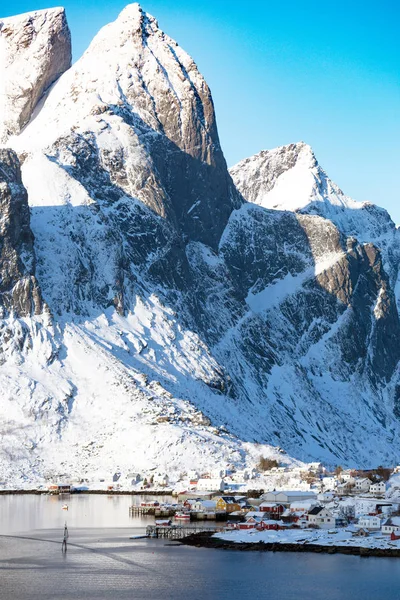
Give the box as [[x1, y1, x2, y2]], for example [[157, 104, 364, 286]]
[[1, 494, 400, 600]]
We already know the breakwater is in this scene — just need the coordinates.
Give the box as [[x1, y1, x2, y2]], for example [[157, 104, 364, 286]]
[[181, 531, 400, 558]]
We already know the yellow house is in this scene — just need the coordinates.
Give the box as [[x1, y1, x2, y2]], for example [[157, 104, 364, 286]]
[[215, 496, 241, 513]]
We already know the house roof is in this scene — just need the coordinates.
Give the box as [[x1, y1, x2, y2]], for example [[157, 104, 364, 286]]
[[383, 517, 400, 527], [275, 491, 316, 497], [259, 519, 278, 525], [289, 501, 315, 510], [308, 506, 325, 516], [221, 496, 237, 503]]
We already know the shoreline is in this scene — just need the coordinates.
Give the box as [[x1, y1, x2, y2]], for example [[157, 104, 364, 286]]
[[181, 532, 400, 558], [0, 490, 173, 496]]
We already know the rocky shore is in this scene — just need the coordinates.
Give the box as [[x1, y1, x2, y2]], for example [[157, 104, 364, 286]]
[[181, 531, 400, 558]]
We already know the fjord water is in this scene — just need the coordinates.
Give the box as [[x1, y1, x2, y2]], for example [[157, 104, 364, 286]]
[[0, 495, 399, 600]]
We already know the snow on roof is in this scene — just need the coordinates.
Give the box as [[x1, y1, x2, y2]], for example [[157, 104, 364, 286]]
[[260, 519, 279, 525], [275, 491, 316, 497], [289, 500, 316, 509], [383, 517, 400, 527]]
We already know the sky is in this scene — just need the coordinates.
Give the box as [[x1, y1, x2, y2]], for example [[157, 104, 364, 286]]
[[2, 0, 400, 222]]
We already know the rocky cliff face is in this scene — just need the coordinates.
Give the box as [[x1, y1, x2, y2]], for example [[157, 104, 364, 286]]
[[0, 4, 399, 485], [0, 149, 42, 317], [12, 4, 240, 250], [0, 8, 71, 144]]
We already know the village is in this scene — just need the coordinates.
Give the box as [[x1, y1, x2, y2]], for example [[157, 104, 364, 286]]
[[122, 462, 400, 546], [40, 460, 400, 548]]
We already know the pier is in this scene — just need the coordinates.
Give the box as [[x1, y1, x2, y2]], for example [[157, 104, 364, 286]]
[[129, 506, 176, 517], [146, 525, 224, 539]]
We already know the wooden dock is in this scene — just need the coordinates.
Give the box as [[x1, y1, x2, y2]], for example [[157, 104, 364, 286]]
[[145, 525, 223, 539], [129, 506, 176, 517]]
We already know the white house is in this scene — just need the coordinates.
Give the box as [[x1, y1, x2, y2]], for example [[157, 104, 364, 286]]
[[318, 492, 335, 503], [382, 517, 400, 534], [197, 478, 225, 492], [307, 506, 335, 529], [357, 515, 381, 531], [192, 500, 217, 512], [370, 482, 386, 495], [230, 471, 248, 483], [153, 474, 169, 487], [336, 481, 354, 495], [320, 477, 336, 491], [354, 478, 372, 493]]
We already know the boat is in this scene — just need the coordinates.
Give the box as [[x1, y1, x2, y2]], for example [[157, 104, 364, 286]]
[[155, 519, 171, 526], [175, 512, 190, 521], [62, 504, 69, 510]]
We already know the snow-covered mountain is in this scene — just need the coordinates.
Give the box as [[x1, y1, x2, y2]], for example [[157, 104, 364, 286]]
[[230, 142, 399, 286], [0, 4, 399, 486]]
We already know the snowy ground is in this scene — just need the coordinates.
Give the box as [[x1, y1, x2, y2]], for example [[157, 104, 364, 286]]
[[215, 526, 400, 550]]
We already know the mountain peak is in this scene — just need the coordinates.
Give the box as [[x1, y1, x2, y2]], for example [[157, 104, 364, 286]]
[[11, 2, 240, 248], [117, 3, 151, 23], [230, 141, 352, 213], [0, 6, 71, 144], [99, 3, 158, 38]]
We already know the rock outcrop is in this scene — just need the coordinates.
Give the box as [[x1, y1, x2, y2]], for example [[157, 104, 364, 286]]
[[0, 8, 71, 144], [0, 149, 42, 316]]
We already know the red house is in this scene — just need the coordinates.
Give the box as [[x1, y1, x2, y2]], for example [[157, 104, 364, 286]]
[[259, 503, 285, 519], [238, 517, 258, 530], [256, 520, 279, 531]]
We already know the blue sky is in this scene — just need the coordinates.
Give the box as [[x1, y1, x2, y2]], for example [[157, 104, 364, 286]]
[[3, 0, 400, 222]]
